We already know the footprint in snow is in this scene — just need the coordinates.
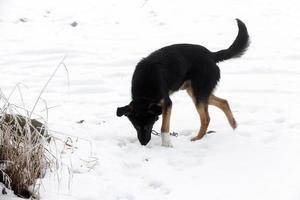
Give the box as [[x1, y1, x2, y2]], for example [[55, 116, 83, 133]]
[[273, 117, 285, 123], [19, 18, 29, 23], [149, 181, 162, 189], [180, 130, 193, 136], [115, 194, 135, 200], [148, 181, 171, 195]]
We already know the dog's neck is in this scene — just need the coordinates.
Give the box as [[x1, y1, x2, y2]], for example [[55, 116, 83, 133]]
[[131, 60, 165, 105], [131, 96, 158, 106]]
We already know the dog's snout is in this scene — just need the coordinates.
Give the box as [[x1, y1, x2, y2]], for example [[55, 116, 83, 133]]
[[137, 130, 151, 146], [140, 139, 150, 146]]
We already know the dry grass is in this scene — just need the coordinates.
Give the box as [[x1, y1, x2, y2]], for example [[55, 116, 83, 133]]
[[0, 101, 52, 198], [0, 58, 68, 198]]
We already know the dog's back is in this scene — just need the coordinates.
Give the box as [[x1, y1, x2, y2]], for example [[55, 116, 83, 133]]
[[132, 19, 249, 104]]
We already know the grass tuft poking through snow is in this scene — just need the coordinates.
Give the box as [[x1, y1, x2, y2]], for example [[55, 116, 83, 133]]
[[0, 94, 51, 198], [0, 58, 68, 198]]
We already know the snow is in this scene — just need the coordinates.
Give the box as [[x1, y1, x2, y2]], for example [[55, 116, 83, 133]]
[[1, 0, 300, 199]]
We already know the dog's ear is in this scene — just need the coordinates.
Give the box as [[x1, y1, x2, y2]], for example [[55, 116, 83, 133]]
[[148, 104, 162, 116], [116, 105, 132, 117]]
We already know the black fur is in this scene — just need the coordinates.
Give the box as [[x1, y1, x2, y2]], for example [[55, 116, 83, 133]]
[[117, 19, 249, 145], [213, 19, 250, 62]]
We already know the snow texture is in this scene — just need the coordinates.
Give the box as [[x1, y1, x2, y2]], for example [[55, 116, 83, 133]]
[[1, 0, 300, 199]]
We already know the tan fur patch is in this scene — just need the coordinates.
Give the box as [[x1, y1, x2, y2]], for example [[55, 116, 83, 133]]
[[180, 80, 191, 90], [161, 105, 172, 133], [209, 95, 237, 129], [191, 103, 210, 141], [185, 84, 210, 141]]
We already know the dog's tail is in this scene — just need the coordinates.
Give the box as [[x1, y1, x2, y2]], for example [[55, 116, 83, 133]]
[[213, 19, 250, 63]]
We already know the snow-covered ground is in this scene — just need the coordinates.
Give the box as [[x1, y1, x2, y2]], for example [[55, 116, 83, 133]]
[[1, 0, 300, 199]]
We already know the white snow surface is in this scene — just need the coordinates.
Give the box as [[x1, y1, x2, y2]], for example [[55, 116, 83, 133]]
[[1, 0, 300, 199]]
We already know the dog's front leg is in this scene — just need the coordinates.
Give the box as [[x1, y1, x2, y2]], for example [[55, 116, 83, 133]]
[[161, 101, 173, 147]]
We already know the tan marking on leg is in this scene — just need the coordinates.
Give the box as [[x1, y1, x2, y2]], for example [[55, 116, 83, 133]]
[[209, 95, 237, 129], [186, 86, 194, 98], [191, 103, 210, 141], [159, 99, 164, 106], [161, 104, 172, 133], [180, 80, 191, 90], [186, 86, 210, 141]]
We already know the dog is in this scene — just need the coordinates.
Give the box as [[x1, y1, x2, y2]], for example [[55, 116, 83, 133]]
[[117, 19, 249, 147]]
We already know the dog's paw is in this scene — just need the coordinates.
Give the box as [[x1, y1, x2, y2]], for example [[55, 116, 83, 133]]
[[162, 140, 173, 147], [231, 118, 238, 129], [190, 135, 204, 142], [161, 133, 173, 147], [190, 136, 200, 142]]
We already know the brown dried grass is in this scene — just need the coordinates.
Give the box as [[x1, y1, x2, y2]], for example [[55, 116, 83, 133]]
[[0, 57, 68, 198], [0, 102, 51, 198]]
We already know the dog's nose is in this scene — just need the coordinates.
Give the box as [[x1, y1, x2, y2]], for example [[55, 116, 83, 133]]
[[140, 140, 149, 146], [138, 134, 151, 146], [139, 137, 151, 145]]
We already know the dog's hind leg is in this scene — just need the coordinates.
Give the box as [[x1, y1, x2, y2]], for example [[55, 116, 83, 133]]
[[160, 98, 173, 147], [186, 87, 210, 141], [209, 95, 237, 129], [192, 103, 210, 141]]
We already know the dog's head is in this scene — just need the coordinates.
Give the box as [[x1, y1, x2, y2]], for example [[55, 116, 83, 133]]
[[116, 101, 162, 145]]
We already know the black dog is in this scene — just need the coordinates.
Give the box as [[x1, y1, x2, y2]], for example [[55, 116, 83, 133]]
[[117, 19, 249, 146]]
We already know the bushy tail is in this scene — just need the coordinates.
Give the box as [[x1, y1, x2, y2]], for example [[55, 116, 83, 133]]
[[213, 19, 250, 63]]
